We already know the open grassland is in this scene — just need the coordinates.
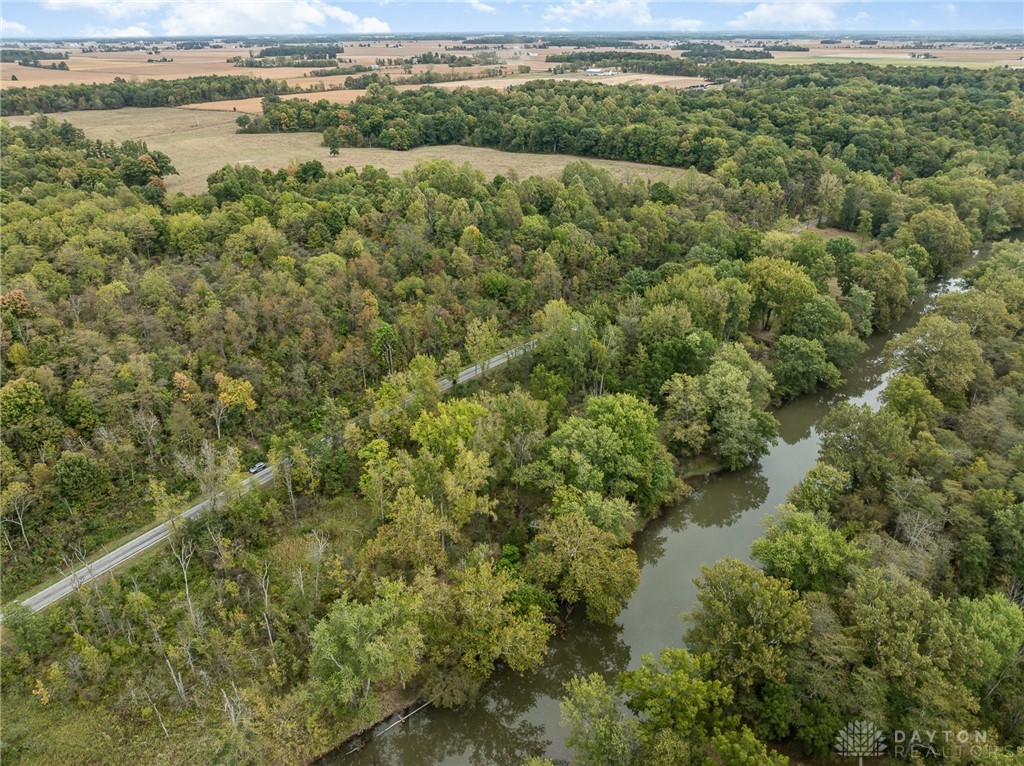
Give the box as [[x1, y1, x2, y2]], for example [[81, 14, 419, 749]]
[[5, 106, 699, 194]]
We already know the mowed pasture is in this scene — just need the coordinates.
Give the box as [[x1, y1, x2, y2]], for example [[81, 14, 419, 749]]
[[5, 106, 700, 194]]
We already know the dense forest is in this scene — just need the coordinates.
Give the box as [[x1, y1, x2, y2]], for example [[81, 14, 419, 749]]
[[547, 43, 777, 66], [1, 60, 1023, 765], [554, 241, 1024, 765], [544, 50, 708, 75]]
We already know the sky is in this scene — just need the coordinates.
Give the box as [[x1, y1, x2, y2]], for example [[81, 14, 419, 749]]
[[0, 0, 1021, 39]]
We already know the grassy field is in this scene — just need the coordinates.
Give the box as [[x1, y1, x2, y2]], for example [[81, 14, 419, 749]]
[[6, 107, 700, 194]]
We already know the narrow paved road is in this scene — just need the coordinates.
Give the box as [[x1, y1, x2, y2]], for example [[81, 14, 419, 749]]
[[18, 339, 536, 613], [439, 339, 536, 392], [20, 470, 276, 613]]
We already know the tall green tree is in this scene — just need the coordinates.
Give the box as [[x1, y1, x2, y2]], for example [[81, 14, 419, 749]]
[[528, 510, 640, 624], [886, 314, 987, 410], [686, 558, 811, 713], [309, 580, 424, 713]]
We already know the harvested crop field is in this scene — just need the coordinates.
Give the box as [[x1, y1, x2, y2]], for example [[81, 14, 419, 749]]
[[0, 47, 258, 89], [766, 43, 1022, 68], [5, 106, 700, 194]]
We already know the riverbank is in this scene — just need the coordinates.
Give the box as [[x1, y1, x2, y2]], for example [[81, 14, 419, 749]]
[[324, 251, 990, 765]]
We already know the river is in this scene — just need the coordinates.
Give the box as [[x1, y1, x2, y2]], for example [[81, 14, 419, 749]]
[[325, 268, 972, 766]]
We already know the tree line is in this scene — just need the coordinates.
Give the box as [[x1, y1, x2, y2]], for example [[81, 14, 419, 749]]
[[0, 75, 299, 116], [257, 44, 344, 58]]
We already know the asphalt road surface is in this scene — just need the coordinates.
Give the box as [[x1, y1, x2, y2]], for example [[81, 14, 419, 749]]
[[17, 339, 536, 613]]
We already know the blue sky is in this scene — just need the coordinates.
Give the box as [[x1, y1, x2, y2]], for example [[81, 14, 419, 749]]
[[0, 1, 1021, 39]]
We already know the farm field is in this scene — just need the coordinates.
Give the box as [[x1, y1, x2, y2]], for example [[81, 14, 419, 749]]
[[5, 106, 700, 193], [765, 41, 1023, 67], [0, 46, 253, 89], [2, 36, 1016, 94], [0, 39, 499, 90]]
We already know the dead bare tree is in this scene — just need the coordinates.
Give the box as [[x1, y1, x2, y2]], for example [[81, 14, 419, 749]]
[[278, 456, 297, 518], [132, 687, 170, 739], [66, 293, 83, 324], [894, 508, 945, 550], [1008, 575, 1024, 608], [169, 533, 198, 626], [210, 399, 228, 440], [310, 530, 329, 602], [59, 540, 99, 595], [256, 560, 275, 657], [175, 441, 240, 513], [1, 482, 34, 549], [166, 656, 187, 706], [130, 409, 161, 462]]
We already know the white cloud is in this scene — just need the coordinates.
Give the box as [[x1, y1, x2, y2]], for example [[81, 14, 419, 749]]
[[727, 1, 841, 30], [1, 17, 31, 35], [39, 0, 389, 35], [158, 0, 390, 35], [80, 23, 154, 37], [667, 17, 704, 31], [320, 2, 391, 32], [42, 0, 170, 20], [544, 0, 655, 25], [933, 2, 956, 16], [543, 0, 700, 28], [462, 0, 497, 12]]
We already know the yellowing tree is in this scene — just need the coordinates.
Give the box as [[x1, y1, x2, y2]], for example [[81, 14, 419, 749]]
[[215, 373, 256, 411], [211, 372, 256, 438]]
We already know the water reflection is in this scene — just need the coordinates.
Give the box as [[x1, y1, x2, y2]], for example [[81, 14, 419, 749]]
[[326, 258, 994, 766], [681, 468, 770, 529], [354, 702, 550, 766]]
